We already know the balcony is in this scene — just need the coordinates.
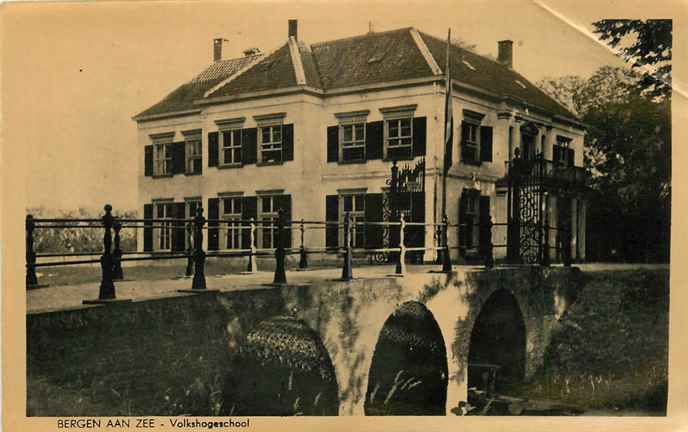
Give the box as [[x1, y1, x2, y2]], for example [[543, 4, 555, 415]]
[[500, 155, 588, 190]]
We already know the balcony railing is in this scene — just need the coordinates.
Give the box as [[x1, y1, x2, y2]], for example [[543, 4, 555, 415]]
[[504, 156, 587, 188]]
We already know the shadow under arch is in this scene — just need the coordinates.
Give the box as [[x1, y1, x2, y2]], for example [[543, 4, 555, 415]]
[[220, 316, 339, 416], [468, 288, 526, 395], [364, 301, 448, 415]]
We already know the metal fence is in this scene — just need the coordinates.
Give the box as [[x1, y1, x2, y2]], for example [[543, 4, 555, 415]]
[[26, 203, 573, 303]]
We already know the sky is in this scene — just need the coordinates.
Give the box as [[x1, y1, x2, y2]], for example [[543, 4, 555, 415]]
[[3, 0, 686, 213]]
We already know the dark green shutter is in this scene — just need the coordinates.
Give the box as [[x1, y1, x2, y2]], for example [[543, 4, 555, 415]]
[[208, 132, 219, 167], [567, 148, 575, 167], [480, 126, 493, 162], [410, 192, 426, 261], [241, 196, 258, 250], [327, 126, 339, 162], [458, 192, 467, 252], [242, 128, 257, 164], [207, 198, 219, 251], [326, 195, 339, 251], [143, 204, 153, 251], [412, 117, 427, 157], [364, 193, 384, 249], [460, 122, 469, 163], [283, 124, 294, 161], [172, 202, 186, 251], [173, 142, 186, 174], [277, 194, 292, 248], [553, 146, 561, 164], [479, 196, 491, 256], [365, 121, 384, 160], [144, 146, 154, 176]]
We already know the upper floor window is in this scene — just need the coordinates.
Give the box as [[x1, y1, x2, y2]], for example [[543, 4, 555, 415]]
[[386, 117, 413, 160], [260, 124, 283, 163], [222, 129, 242, 165], [341, 123, 366, 162], [182, 130, 202, 175], [554, 136, 574, 166], [154, 143, 173, 176], [461, 122, 480, 165]]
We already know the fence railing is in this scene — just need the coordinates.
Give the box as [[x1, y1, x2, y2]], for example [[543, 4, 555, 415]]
[[26, 204, 573, 303]]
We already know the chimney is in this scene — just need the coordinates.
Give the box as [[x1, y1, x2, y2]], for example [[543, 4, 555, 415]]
[[213, 38, 226, 62], [288, 19, 298, 40], [498, 40, 513, 68]]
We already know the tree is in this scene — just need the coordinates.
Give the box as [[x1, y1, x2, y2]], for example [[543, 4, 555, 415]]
[[537, 66, 670, 262], [592, 19, 672, 100]]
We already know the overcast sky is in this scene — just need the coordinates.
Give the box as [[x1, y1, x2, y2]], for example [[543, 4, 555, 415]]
[[4, 0, 684, 213]]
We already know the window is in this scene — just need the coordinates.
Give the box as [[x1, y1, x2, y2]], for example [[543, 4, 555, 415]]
[[155, 201, 174, 251], [185, 199, 201, 249], [154, 143, 172, 176], [221, 129, 242, 165], [554, 136, 571, 165], [386, 117, 413, 159], [258, 195, 279, 249], [222, 197, 242, 250], [260, 125, 282, 163], [341, 122, 365, 162], [185, 137, 202, 174], [461, 193, 479, 250], [461, 122, 479, 164], [341, 194, 365, 247]]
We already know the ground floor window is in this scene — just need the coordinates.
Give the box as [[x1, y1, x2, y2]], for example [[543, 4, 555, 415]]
[[185, 199, 201, 249], [340, 193, 365, 248], [154, 201, 174, 251], [258, 195, 279, 249], [222, 196, 243, 250]]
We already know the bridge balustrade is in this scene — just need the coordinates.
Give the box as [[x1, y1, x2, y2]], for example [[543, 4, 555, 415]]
[[25, 204, 573, 303]]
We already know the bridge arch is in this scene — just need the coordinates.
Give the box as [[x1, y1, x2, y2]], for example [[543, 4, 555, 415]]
[[467, 288, 527, 394], [221, 315, 339, 416], [364, 301, 448, 415]]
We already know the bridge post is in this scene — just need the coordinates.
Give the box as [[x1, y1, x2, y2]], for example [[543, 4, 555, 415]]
[[395, 213, 407, 275], [442, 214, 452, 273], [245, 218, 258, 273], [191, 207, 207, 290], [185, 221, 194, 277], [341, 212, 353, 281], [26, 215, 39, 289], [299, 218, 308, 269], [483, 216, 494, 269], [112, 217, 124, 280], [273, 209, 287, 285], [97, 204, 116, 300]]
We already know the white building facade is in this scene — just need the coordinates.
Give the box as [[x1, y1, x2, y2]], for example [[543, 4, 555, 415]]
[[134, 22, 587, 264]]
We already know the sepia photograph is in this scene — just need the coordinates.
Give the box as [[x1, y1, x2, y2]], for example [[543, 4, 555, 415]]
[[2, 0, 683, 430]]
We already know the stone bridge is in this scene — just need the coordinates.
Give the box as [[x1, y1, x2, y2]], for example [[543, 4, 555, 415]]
[[27, 265, 583, 416]]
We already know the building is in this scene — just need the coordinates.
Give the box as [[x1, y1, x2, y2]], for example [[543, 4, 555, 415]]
[[133, 20, 587, 264]]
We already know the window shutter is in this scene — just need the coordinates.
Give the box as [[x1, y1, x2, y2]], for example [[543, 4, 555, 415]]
[[144, 146, 154, 176], [171, 202, 186, 251], [364, 193, 384, 249], [479, 196, 491, 256], [172, 142, 186, 174], [458, 192, 467, 251], [460, 122, 469, 163], [408, 192, 426, 262], [282, 124, 294, 162], [326, 195, 339, 251], [567, 148, 575, 167], [480, 126, 493, 162], [207, 198, 219, 251], [553, 146, 560, 164], [242, 128, 257, 164], [241, 196, 258, 250], [208, 132, 219, 167], [276, 194, 292, 248], [143, 204, 153, 251], [365, 121, 384, 160], [412, 117, 427, 157], [327, 126, 339, 163]]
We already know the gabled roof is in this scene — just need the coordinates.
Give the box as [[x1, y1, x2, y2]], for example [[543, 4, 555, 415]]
[[133, 54, 262, 119], [135, 27, 578, 123]]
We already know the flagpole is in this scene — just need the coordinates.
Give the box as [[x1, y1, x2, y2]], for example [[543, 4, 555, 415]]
[[441, 28, 451, 227]]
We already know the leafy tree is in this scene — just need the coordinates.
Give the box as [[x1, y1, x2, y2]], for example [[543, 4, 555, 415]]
[[592, 19, 672, 99]]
